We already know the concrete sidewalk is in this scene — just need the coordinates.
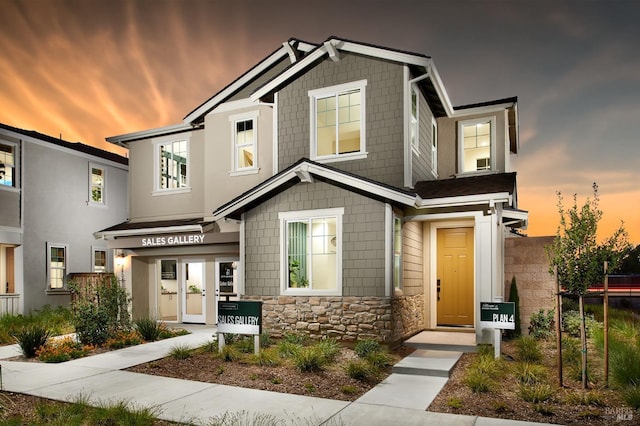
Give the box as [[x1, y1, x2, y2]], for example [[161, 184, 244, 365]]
[[0, 326, 554, 425]]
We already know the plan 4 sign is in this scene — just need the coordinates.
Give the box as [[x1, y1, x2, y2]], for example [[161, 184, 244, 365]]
[[480, 302, 515, 330]]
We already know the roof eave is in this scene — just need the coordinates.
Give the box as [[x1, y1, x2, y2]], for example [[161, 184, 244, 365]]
[[94, 224, 209, 240], [105, 123, 195, 146], [417, 192, 512, 209]]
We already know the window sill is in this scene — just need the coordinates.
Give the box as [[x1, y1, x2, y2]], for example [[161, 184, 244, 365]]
[[229, 168, 260, 177], [312, 152, 368, 164], [152, 187, 192, 196], [282, 288, 342, 297], [0, 185, 20, 193], [88, 201, 108, 208], [46, 288, 71, 295], [456, 170, 499, 177]]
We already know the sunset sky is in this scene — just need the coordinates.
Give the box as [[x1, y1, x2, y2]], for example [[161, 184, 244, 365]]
[[1, 0, 638, 243]]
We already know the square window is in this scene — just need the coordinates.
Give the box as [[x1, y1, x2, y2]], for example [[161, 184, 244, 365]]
[[280, 209, 343, 295], [93, 249, 107, 273], [309, 80, 367, 162]]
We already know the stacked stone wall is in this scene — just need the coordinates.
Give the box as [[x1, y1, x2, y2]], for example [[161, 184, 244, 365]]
[[391, 293, 424, 343], [243, 295, 393, 342]]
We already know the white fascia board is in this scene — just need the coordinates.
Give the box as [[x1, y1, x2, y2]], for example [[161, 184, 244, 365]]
[[337, 40, 431, 68], [451, 101, 517, 118], [425, 62, 454, 116], [184, 45, 295, 123], [417, 192, 511, 209], [106, 123, 193, 146], [212, 162, 419, 220], [94, 224, 204, 240], [502, 208, 529, 221], [251, 46, 328, 102], [309, 167, 417, 206]]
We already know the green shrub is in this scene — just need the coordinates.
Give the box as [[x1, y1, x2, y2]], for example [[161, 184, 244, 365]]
[[316, 338, 340, 363], [293, 346, 325, 372], [354, 338, 382, 358], [622, 384, 640, 409], [105, 330, 142, 349], [37, 336, 91, 363], [281, 332, 309, 346], [260, 333, 272, 348], [518, 383, 555, 403], [366, 351, 394, 370], [609, 335, 640, 388], [447, 397, 463, 409], [233, 336, 255, 353], [562, 310, 600, 338], [277, 340, 302, 358], [345, 359, 372, 381], [514, 362, 548, 385], [341, 385, 358, 395], [14, 325, 51, 358], [218, 344, 241, 362], [200, 339, 218, 353], [134, 317, 162, 341], [70, 275, 131, 345], [565, 390, 606, 407], [506, 276, 522, 339], [248, 347, 280, 367], [168, 343, 192, 360], [465, 369, 493, 393], [470, 354, 502, 379], [528, 308, 554, 339], [515, 335, 542, 363], [562, 336, 581, 366]]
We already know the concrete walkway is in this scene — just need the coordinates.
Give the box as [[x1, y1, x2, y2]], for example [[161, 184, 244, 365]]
[[0, 326, 554, 425]]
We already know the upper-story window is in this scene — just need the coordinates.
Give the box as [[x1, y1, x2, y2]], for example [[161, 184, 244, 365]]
[[0, 141, 16, 188], [410, 87, 419, 153], [458, 117, 495, 174], [89, 164, 105, 204], [230, 111, 259, 175], [155, 138, 189, 192], [309, 80, 367, 162], [280, 208, 343, 296]]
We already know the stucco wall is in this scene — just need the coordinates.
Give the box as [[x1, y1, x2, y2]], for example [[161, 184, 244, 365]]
[[243, 181, 387, 297], [504, 236, 556, 335], [277, 53, 406, 188]]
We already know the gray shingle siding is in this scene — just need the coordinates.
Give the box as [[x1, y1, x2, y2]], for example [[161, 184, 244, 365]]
[[412, 88, 437, 184], [277, 53, 405, 188], [244, 181, 387, 297]]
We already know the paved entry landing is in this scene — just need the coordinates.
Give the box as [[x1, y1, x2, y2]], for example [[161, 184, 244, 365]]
[[404, 330, 477, 352]]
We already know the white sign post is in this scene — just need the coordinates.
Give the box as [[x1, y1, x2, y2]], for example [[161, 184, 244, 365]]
[[480, 298, 515, 359]]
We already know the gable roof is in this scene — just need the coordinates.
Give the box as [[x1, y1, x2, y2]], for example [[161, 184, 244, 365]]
[[212, 158, 417, 221], [250, 36, 453, 117], [0, 122, 128, 166], [182, 38, 318, 125]]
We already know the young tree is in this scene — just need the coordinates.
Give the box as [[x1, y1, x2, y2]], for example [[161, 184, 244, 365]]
[[546, 183, 630, 388]]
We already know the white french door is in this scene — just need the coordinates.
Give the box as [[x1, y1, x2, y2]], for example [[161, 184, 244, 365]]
[[181, 259, 206, 323]]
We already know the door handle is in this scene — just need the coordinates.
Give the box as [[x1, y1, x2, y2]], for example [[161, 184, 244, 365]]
[[437, 279, 441, 301]]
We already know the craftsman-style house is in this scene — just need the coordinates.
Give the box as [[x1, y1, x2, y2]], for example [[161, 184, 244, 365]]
[[97, 37, 526, 344]]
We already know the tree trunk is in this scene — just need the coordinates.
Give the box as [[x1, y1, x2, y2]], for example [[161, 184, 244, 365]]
[[579, 295, 588, 389]]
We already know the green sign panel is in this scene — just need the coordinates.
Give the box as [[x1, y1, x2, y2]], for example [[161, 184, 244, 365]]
[[480, 302, 515, 330], [217, 301, 262, 335]]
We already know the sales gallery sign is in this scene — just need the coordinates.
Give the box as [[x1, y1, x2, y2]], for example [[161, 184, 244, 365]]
[[480, 302, 515, 330], [217, 301, 262, 335]]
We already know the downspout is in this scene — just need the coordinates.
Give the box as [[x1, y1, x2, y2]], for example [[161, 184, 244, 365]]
[[404, 68, 431, 189]]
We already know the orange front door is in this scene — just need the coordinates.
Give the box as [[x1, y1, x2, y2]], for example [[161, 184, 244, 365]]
[[437, 228, 474, 326]]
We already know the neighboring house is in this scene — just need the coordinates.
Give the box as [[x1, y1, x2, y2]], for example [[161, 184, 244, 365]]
[[97, 37, 527, 344], [0, 123, 128, 315]]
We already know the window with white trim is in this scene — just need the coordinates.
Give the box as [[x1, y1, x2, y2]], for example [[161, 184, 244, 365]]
[[93, 248, 107, 273], [431, 118, 438, 174], [47, 243, 67, 289], [230, 111, 258, 174], [309, 80, 367, 162], [280, 208, 343, 295], [155, 138, 188, 191], [410, 86, 419, 153], [393, 215, 402, 290], [89, 164, 105, 204], [458, 117, 495, 173], [0, 141, 16, 188]]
